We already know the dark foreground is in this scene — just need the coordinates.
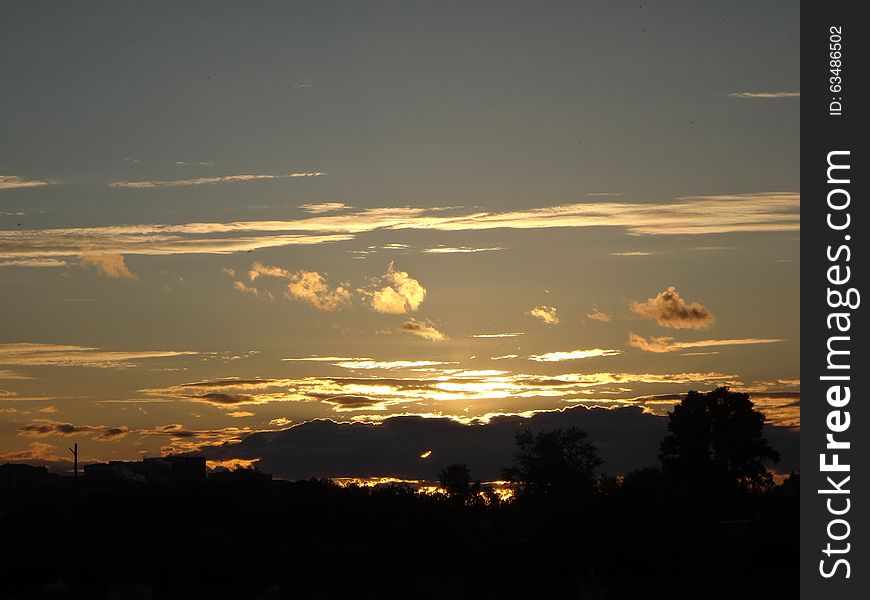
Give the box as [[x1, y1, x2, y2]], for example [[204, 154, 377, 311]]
[[0, 476, 797, 600]]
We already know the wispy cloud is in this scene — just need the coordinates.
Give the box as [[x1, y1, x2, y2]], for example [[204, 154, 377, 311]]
[[630, 287, 715, 330], [728, 92, 800, 99], [610, 251, 652, 257], [422, 246, 504, 254], [528, 306, 559, 325], [528, 348, 622, 362], [628, 333, 784, 353], [109, 172, 323, 188], [0, 175, 57, 190], [0, 343, 196, 368], [0, 258, 68, 268], [334, 360, 455, 370], [472, 332, 524, 338], [0, 193, 799, 261], [299, 202, 350, 214]]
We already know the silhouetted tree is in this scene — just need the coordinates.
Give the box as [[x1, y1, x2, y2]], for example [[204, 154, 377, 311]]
[[659, 387, 780, 494], [438, 463, 481, 506], [501, 427, 602, 501]]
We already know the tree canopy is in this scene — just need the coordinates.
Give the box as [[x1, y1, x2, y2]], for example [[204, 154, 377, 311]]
[[659, 387, 780, 493], [501, 426, 602, 501]]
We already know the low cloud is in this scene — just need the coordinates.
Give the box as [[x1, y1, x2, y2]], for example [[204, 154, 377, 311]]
[[0, 175, 57, 190], [109, 172, 323, 188], [81, 252, 137, 280], [361, 263, 427, 314], [18, 420, 129, 441], [528, 306, 559, 325], [529, 348, 622, 362], [139, 423, 252, 454], [630, 287, 714, 329], [629, 333, 785, 353], [399, 318, 446, 341]]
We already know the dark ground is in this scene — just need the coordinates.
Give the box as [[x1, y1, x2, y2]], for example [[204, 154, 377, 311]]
[[0, 475, 798, 600]]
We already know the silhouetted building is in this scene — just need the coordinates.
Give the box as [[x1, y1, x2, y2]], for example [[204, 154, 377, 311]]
[[84, 456, 205, 486], [0, 463, 52, 492]]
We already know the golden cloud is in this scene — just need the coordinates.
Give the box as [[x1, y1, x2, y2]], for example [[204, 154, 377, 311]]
[[399, 318, 446, 341], [286, 270, 352, 311], [528, 306, 559, 325], [528, 348, 622, 362], [362, 263, 427, 314], [80, 252, 137, 280], [628, 333, 785, 353], [0, 343, 196, 368], [630, 287, 714, 329], [0, 175, 57, 190], [0, 193, 799, 261]]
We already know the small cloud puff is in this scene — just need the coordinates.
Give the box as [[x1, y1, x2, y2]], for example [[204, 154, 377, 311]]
[[362, 263, 427, 314], [587, 308, 611, 322], [630, 286, 714, 329], [286, 271, 352, 312], [528, 306, 559, 325], [399, 318, 446, 341]]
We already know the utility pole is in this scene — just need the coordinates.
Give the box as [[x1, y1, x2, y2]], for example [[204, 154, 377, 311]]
[[69, 443, 78, 489]]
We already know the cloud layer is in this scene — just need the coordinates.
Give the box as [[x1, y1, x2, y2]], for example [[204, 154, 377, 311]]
[[0, 193, 799, 261], [189, 404, 798, 481]]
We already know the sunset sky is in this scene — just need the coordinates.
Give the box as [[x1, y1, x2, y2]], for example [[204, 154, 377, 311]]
[[0, 1, 799, 475]]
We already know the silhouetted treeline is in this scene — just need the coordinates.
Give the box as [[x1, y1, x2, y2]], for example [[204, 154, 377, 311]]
[[0, 389, 797, 599]]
